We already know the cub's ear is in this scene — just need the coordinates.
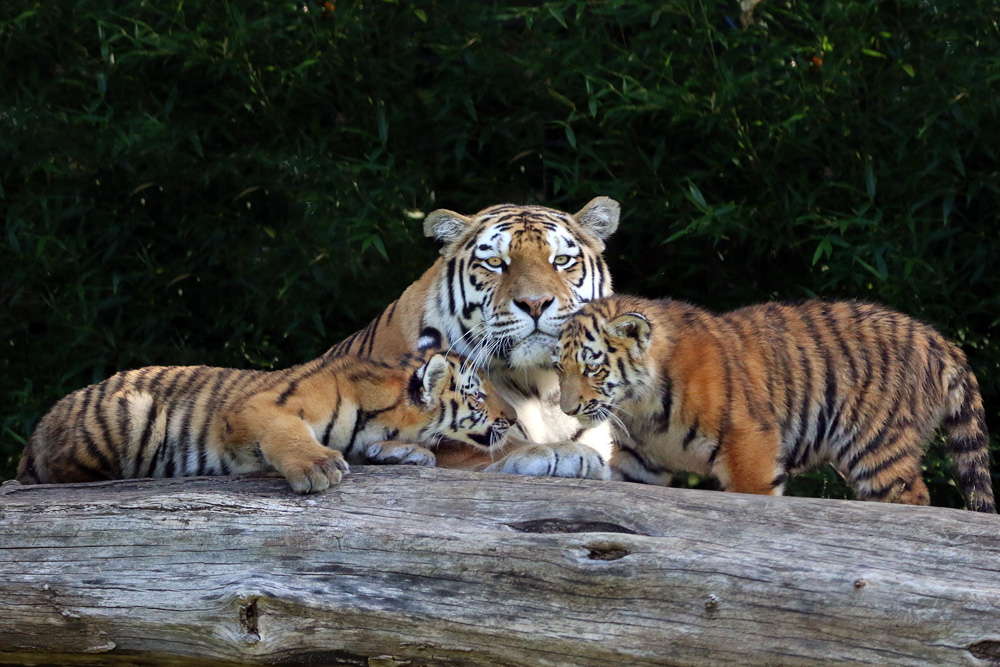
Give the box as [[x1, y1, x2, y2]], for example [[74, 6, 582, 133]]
[[418, 353, 452, 405], [607, 313, 652, 351], [573, 196, 620, 245], [424, 208, 475, 250]]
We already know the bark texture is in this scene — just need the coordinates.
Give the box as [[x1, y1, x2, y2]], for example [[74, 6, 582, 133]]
[[1, 467, 999, 666]]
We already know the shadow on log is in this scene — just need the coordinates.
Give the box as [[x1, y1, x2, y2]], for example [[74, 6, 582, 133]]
[[1, 466, 999, 666]]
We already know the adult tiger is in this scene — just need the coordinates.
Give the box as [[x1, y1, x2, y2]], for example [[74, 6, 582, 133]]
[[325, 197, 620, 477]]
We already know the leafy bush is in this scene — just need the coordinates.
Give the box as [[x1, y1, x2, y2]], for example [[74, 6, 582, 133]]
[[2, 0, 997, 508]]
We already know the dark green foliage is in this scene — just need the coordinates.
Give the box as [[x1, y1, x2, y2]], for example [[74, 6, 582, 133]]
[[2, 0, 997, 508]]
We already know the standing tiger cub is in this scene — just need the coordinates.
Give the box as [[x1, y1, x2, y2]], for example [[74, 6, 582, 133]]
[[557, 295, 995, 512], [18, 350, 511, 493]]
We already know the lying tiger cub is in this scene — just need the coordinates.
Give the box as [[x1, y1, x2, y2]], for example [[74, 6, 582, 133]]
[[17, 350, 512, 493], [556, 294, 995, 512]]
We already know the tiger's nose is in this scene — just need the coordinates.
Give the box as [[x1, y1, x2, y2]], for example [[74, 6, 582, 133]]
[[560, 396, 583, 415], [513, 296, 554, 320]]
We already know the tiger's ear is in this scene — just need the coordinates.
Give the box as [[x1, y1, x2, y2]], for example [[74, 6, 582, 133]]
[[424, 208, 475, 249], [573, 196, 620, 244], [607, 313, 652, 351], [418, 353, 452, 405]]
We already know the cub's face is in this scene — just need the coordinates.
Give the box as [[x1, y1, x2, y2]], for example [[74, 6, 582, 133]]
[[423, 197, 620, 371], [414, 353, 514, 451], [556, 307, 655, 427]]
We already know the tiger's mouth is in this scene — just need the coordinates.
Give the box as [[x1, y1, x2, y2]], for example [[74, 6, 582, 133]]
[[468, 419, 512, 450], [500, 332, 559, 369], [572, 403, 614, 427]]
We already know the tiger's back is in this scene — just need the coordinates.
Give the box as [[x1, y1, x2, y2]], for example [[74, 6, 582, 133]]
[[558, 295, 995, 512], [20, 363, 316, 484], [720, 299, 992, 509], [18, 351, 512, 491]]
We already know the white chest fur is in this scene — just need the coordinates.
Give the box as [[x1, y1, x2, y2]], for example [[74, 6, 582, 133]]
[[497, 368, 614, 461]]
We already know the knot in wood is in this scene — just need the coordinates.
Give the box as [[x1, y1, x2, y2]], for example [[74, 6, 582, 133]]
[[239, 597, 261, 645], [704, 593, 721, 611], [969, 640, 1000, 663], [586, 541, 631, 561], [854, 578, 867, 589]]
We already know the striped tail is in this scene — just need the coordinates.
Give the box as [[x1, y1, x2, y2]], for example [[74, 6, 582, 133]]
[[944, 363, 995, 513], [15, 444, 43, 485]]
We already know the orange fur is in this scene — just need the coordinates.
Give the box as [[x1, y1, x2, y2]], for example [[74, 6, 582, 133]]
[[18, 350, 511, 493], [323, 198, 621, 476], [558, 295, 995, 512]]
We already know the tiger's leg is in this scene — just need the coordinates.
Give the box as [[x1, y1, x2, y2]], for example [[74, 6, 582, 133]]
[[880, 473, 931, 506], [712, 425, 786, 496], [227, 402, 348, 494], [838, 429, 930, 506], [609, 445, 674, 486], [362, 441, 436, 467]]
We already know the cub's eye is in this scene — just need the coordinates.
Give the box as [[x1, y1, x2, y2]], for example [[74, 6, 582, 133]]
[[475, 391, 486, 403], [553, 255, 573, 267], [584, 362, 603, 376], [553, 361, 564, 373], [485, 256, 505, 269]]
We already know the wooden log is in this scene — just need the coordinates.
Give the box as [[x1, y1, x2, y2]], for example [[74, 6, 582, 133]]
[[1, 466, 998, 666]]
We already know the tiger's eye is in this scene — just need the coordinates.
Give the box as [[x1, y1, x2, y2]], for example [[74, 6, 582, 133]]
[[585, 362, 602, 375], [553, 255, 572, 266], [485, 256, 504, 268]]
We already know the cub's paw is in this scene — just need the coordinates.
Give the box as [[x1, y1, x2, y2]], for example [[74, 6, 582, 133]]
[[281, 449, 349, 494], [484, 442, 611, 480], [363, 441, 437, 467]]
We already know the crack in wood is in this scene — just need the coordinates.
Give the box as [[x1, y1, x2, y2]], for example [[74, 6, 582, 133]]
[[585, 542, 631, 561], [269, 649, 373, 666], [507, 518, 639, 535], [969, 640, 1000, 664]]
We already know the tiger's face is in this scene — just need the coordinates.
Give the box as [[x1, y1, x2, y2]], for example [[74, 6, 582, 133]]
[[412, 353, 514, 451], [423, 198, 619, 371], [556, 302, 656, 427]]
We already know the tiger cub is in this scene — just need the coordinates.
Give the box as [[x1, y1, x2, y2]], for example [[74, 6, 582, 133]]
[[557, 295, 995, 512], [17, 350, 512, 493]]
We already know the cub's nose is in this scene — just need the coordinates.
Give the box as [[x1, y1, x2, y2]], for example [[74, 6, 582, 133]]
[[561, 402, 583, 416], [513, 296, 554, 320]]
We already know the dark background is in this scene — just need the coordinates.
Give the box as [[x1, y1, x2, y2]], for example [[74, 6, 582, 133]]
[[2, 0, 998, 506]]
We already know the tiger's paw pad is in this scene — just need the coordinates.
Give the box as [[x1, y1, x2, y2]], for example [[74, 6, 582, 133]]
[[283, 450, 349, 494], [364, 441, 437, 467], [484, 443, 611, 480]]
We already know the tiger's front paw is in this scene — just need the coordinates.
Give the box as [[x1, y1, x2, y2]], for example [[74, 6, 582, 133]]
[[281, 449, 349, 494], [363, 441, 437, 467], [484, 442, 611, 480]]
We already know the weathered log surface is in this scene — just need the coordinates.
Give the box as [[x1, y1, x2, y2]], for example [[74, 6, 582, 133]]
[[1, 467, 999, 667]]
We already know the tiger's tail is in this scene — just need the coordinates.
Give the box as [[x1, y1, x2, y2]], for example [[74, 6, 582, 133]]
[[15, 441, 43, 485], [943, 352, 995, 513]]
